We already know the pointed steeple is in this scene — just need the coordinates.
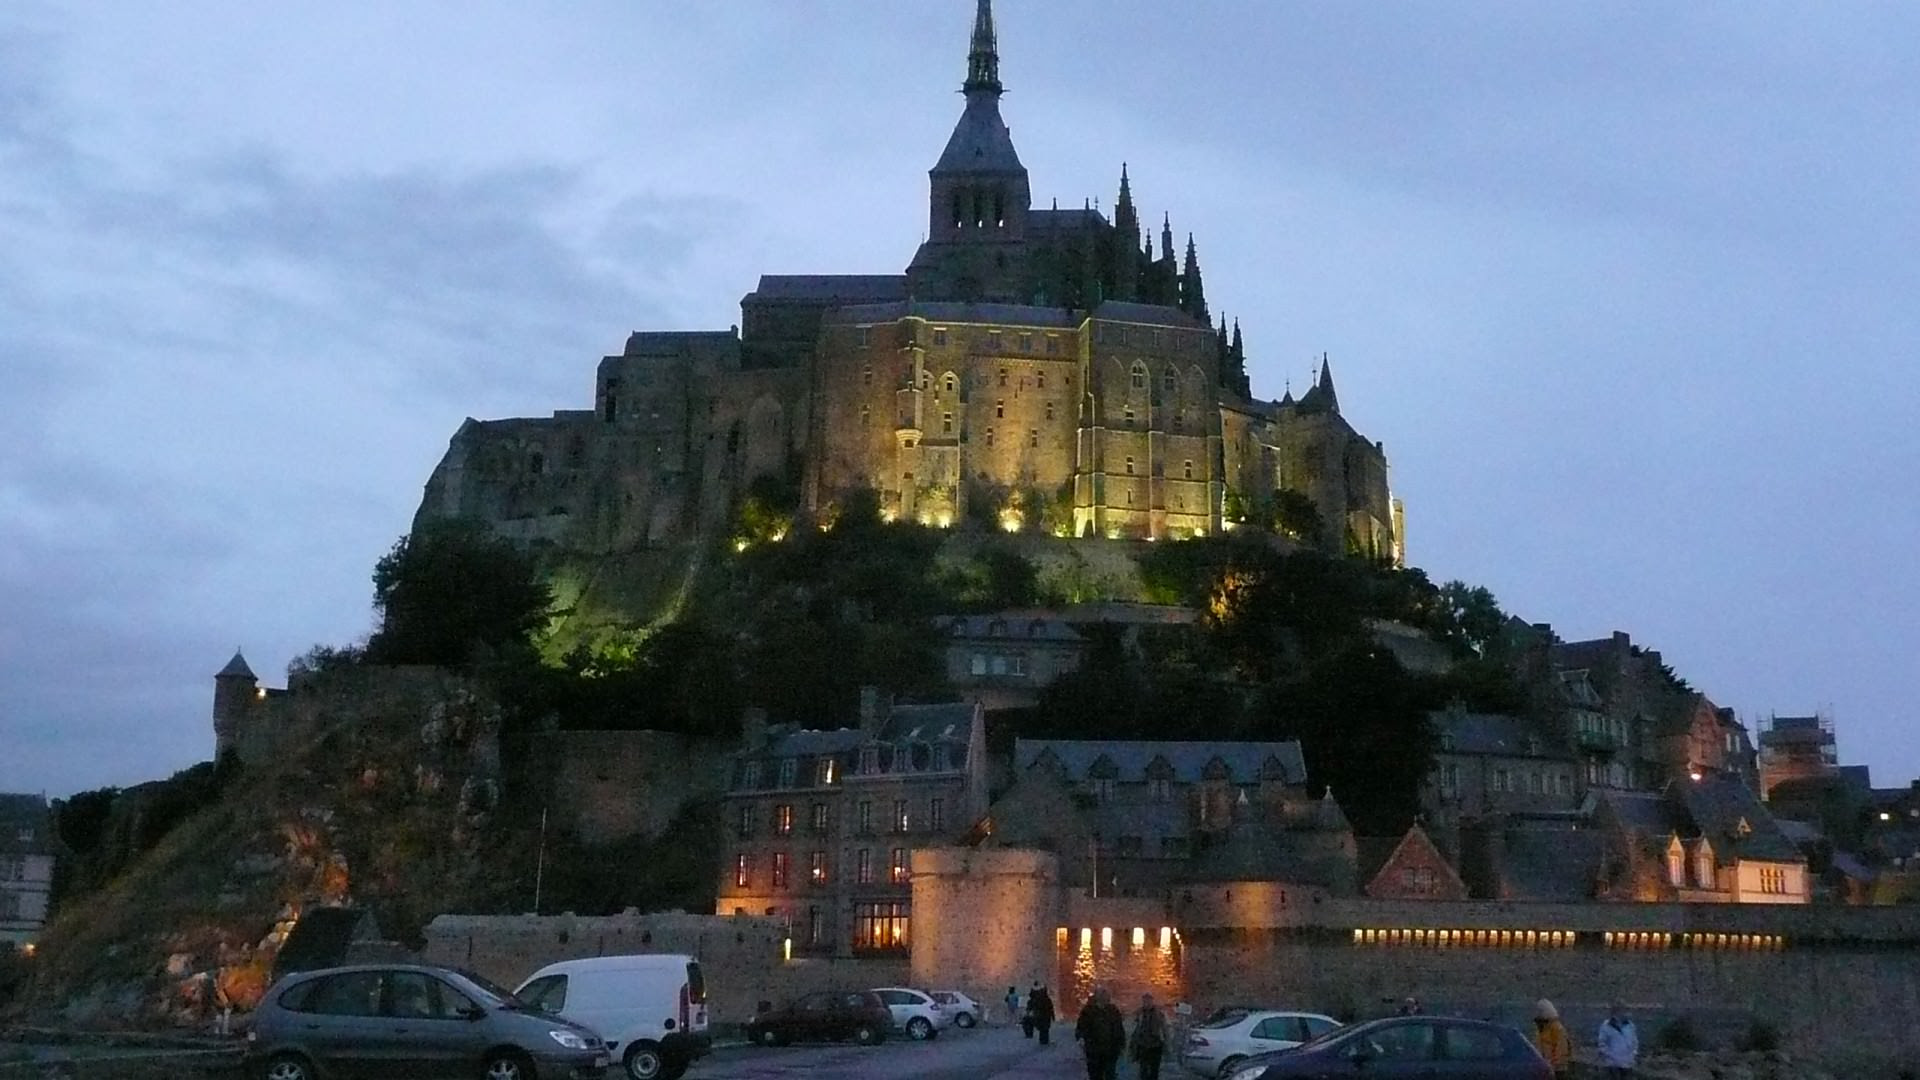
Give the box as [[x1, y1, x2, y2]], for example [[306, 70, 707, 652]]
[[1317, 353, 1339, 413], [1179, 232, 1208, 322], [1215, 314, 1229, 366], [1161, 213, 1175, 266], [1230, 319, 1244, 364], [1111, 163, 1139, 302], [965, 0, 1002, 95]]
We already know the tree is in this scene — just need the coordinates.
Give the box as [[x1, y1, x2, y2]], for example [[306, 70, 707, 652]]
[[365, 518, 551, 667], [1270, 489, 1326, 545], [1439, 581, 1507, 657]]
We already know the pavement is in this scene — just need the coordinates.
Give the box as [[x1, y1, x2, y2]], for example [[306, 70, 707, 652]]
[[686, 1021, 1143, 1080]]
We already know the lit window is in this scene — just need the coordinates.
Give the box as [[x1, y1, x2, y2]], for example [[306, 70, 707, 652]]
[[772, 852, 790, 889], [894, 800, 910, 833], [810, 851, 828, 885], [890, 849, 911, 884], [817, 758, 836, 785], [734, 854, 749, 888], [774, 804, 793, 835]]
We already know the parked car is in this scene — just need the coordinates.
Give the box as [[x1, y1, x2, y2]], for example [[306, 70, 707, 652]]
[[745, 990, 893, 1047], [929, 990, 982, 1028], [870, 987, 947, 1040], [1222, 1016, 1552, 1080], [245, 963, 609, 1080], [515, 954, 710, 1080], [1180, 1009, 1340, 1078]]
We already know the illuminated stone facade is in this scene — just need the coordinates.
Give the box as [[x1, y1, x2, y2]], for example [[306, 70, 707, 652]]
[[0, 794, 55, 946], [413, 1, 1397, 557], [715, 696, 989, 958]]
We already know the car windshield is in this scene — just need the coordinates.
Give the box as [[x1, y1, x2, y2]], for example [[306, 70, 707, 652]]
[[1292, 1019, 1360, 1052], [453, 969, 525, 1010]]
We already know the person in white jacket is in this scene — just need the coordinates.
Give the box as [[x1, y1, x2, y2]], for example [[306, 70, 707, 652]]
[[1597, 1002, 1640, 1077]]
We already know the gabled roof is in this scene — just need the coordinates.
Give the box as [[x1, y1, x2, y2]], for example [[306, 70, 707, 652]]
[[1671, 776, 1802, 863], [1430, 708, 1559, 758], [942, 613, 1083, 644], [1092, 300, 1205, 329], [749, 275, 909, 303], [1361, 824, 1468, 899], [1017, 739, 1307, 786]]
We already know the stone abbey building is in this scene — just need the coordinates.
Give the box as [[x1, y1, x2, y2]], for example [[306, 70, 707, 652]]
[[416, 1, 1399, 554]]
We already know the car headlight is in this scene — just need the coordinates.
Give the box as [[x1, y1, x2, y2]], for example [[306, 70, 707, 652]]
[[1228, 1067, 1267, 1080], [548, 1030, 590, 1050]]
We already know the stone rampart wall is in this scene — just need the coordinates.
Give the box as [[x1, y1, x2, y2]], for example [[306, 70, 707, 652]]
[[420, 912, 908, 1025], [550, 731, 727, 845]]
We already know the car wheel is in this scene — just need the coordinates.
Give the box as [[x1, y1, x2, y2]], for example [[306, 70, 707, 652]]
[[955, 1010, 977, 1029], [755, 1026, 783, 1047], [906, 1016, 934, 1041], [1217, 1056, 1245, 1079], [482, 1050, 536, 1080], [624, 1041, 665, 1080], [261, 1053, 314, 1080], [854, 1022, 881, 1046]]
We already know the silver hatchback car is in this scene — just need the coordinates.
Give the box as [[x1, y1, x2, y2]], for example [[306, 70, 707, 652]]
[[246, 963, 609, 1080]]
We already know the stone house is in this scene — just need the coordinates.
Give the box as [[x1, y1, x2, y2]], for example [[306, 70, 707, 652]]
[[1360, 823, 1470, 901], [1758, 714, 1839, 798], [1423, 705, 1581, 826], [977, 739, 1356, 896], [939, 611, 1085, 711], [0, 793, 57, 946], [1595, 778, 1810, 904], [715, 693, 988, 957]]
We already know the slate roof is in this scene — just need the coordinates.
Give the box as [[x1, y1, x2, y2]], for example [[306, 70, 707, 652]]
[[0, 794, 55, 857], [1555, 670, 1603, 708], [933, 93, 1026, 175], [1430, 709, 1559, 758], [880, 702, 980, 744], [217, 651, 256, 679], [828, 300, 1081, 329], [942, 613, 1083, 644], [1016, 739, 1308, 786], [1184, 822, 1356, 890], [1092, 300, 1205, 329], [1673, 776, 1802, 862], [1497, 825, 1603, 901], [1026, 208, 1106, 233], [749, 275, 909, 303]]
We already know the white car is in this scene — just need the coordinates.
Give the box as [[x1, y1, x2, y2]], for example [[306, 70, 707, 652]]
[[1180, 1009, 1340, 1078], [929, 990, 982, 1028], [870, 987, 947, 1040]]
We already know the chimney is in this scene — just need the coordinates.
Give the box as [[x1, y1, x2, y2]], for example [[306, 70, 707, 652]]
[[741, 706, 769, 749], [858, 686, 886, 737]]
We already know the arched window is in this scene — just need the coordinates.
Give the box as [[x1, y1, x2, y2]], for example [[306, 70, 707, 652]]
[[1182, 460, 1193, 480], [941, 371, 957, 393], [1130, 363, 1147, 390], [1124, 457, 1135, 475], [1162, 369, 1177, 394]]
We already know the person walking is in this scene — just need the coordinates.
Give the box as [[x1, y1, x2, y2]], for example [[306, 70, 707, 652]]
[[1597, 1001, 1640, 1079], [1128, 992, 1169, 1080], [1074, 986, 1127, 1080], [1397, 996, 1423, 1016], [1532, 999, 1572, 1080], [1007, 986, 1024, 1032], [1028, 983, 1056, 1046]]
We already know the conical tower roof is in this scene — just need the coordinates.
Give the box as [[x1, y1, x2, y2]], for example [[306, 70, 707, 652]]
[[216, 650, 256, 679]]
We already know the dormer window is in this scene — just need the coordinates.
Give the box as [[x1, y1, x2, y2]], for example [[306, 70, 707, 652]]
[[1667, 838, 1686, 888], [778, 758, 797, 788]]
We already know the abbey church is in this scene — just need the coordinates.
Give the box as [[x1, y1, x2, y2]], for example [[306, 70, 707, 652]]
[[417, 1, 1400, 556]]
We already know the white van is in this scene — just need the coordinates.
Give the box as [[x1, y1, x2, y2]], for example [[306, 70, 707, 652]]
[[515, 954, 710, 1080]]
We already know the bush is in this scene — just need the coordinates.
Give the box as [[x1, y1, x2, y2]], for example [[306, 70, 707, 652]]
[[1739, 1017, 1780, 1053], [1656, 1016, 1702, 1052]]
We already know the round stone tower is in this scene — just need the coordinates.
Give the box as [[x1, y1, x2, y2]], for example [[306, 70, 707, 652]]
[[910, 847, 1061, 997], [212, 649, 258, 759]]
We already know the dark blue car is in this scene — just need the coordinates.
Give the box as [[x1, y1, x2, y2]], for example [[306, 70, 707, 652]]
[[1225, 1016, 1552, 1080]]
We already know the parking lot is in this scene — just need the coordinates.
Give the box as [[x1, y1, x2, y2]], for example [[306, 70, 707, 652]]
[[686, 1022, 1096, 1080]]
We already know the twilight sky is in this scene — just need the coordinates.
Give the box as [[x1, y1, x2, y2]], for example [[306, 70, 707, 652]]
[[4, 2, 1917, 798]]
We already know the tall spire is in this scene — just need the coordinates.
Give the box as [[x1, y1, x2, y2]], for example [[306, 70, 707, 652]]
[[965, 0, 1002, 95], [1111, 163, 1139, 302], [1180, 232, 1209, 323]]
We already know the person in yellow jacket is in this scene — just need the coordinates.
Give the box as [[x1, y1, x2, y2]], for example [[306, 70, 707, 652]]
[[1533, 998, 1572, 1078]]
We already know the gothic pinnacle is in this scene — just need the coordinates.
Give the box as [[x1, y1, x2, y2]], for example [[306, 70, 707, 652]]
[[964, 0, 1002, 95]]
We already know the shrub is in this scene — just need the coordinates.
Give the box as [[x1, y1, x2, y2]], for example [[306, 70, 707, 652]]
[[1656, 1016, 1702, 1052], [1739, 1017, 1780, 1053]]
